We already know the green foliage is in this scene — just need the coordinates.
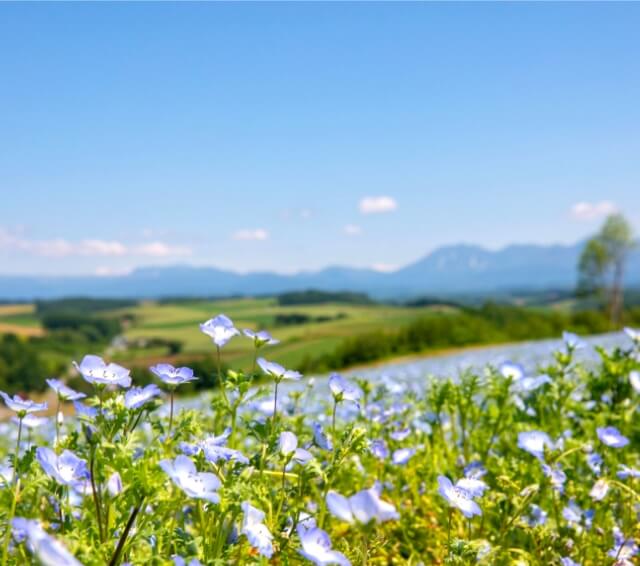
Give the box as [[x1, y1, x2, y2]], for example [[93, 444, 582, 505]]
[[276, 290, 374, 306]]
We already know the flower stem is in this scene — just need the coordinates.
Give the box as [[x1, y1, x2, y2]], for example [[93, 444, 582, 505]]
[[108, 498, 144, 566], [272, 379, 280, 435], [168, 390, 174, 434], [217, 346, 229, 408]]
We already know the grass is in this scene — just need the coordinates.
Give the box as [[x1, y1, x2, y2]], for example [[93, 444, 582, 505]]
[[0, 304, 43, 336]]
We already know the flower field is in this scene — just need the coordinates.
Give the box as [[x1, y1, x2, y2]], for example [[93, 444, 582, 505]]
[[1, 316, 639, 565]]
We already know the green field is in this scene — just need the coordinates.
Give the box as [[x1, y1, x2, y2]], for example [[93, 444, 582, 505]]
[[115, 297, 454, 369]]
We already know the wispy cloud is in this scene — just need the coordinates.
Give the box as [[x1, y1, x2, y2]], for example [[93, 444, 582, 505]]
[[570, 201, 618, 221], [359, 196, 398, 214], [344, 224, 362, 236], [0, 228, 192, 258], [232, 228, 269, 241]]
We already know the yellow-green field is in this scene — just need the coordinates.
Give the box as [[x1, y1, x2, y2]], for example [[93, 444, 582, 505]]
[[115, 297, 454, 368], [0, 303, 43, 336]]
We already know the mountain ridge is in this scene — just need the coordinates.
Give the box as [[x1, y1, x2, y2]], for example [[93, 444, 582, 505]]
[[1, 241, 639, 300]]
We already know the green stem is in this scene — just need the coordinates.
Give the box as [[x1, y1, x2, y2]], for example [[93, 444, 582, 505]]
[[55, 397, 61, 451], [108, 498, 144, 566], [332, 400, 338, 437], [272, 379, 280, 435], [217, 346, 229, 408], [168, 390, 174, 434]]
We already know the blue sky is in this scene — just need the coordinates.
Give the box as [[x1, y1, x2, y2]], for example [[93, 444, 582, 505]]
[[1, 2, 639, 276]]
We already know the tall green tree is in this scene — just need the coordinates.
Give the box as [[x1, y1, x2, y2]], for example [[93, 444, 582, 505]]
[[578, 213, 635, 326]]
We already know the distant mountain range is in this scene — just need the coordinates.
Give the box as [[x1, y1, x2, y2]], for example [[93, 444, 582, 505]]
[[2, 241, 640, 300]]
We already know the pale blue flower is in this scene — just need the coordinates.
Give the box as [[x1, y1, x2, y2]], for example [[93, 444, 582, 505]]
[[514, 374, 552, 393], [499, 361, 524, 381], [370, 439, 388, 460], [73, 401, 98, 419], [326, 487, 399, 524], [241, 501, 274, 558], [597, 426, 629, 448], [541, 463, 566, 494], [391, 448, 415, 466], [312, 423, 333, 451], [173, 557, 203, 566], [107, 472, 123, 497], [243, 329, 279, 347], [124, 384, 161, 410], [517, 431, 553, 460], [73, 355, 131, 388], [630, 371, 640, 394], [389, 427, 411, 442], [525, 504, 547, 526], [608, 526, 639, 561], [150, 364, 197, 387], [437, 475, 482, 518], [563, 331, 586, 351], [560, 557, 580, 566], [624, 327, 640, 346], [159, 455, 221, 503], [257, 358, 301, 381], [12, 517, 83, 566], [589, 478, 609, 501], [586, 453, 603, 475], [297, 525, 350, 566], [328, 374, 361, 404], [455, 477, 488, 498], [0, 463, 14, 486], [12, 414, 48, 429], [617, 465, 640, 479], [36, 448, 89, 487], [200, 314, 239, 347], [46, 379, 86, 402], [0, 392, 47, 417], [279, 431, 312, 464]]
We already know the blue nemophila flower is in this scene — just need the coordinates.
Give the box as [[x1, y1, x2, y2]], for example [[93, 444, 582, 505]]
[[597, 426, 629, 448], [107, 472, 123, 497], [589, 478, 609, 501], [370, 439, 388, 460], [392, 448, 415, 466], [514, 374, 552, 394], [73, 401, 98, 419], [183, 430, 249, 465], [389, 427, 411, 441], [73, 355, 131, 388], [312, 423, 333, 451], [517, 431, 553, 460], [586, 452, 603, 475], [12, 517, 83, 566], [241, 501, 274, 558], [437, 475, 482, 518], [560, 557, 580, 566], [297, 524, 350, 566], [173, 557, 203, 566], [624, 327, 640, 346], [257, 358, 302, 381], [124, 384, 161, 410], [150, 364, 197, 387], [562, 500, 593, 530], [12, 414, 48, 429], [46, 379, 86, 402], [463, 461, 487, 479], [541, 463, 566, 494], [199, 314, 240, 347], [499, 361, 524, 381], [630, 371, 640, 394], [525, 504, 548, 527], [243, 329, 279, 347], [0, 392, 47, 417], [563, 331, 586, 351], [617, 465, 640, 479], [326, 486, 399, 524], [36, 448, 89, 486], [279, 431, 313, 464], [159, 455, 221, 503], [328, 374, 361, 404], [455, 476, 488, 498], [608, 526, 639, 562]]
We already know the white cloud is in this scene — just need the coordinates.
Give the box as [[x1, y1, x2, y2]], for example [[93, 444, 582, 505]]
[[371, 263, 398, 273], [94, 266, 133, 277], [570, 201, 618, 221], [0, 228, 191, 258], [344, 224, 362, 236], [359, 196, 398, 214], [232, 228, 269, 241], [133, 242, 192, 257]]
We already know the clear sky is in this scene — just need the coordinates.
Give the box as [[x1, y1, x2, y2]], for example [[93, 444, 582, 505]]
[[1, 2, 639, 276]]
